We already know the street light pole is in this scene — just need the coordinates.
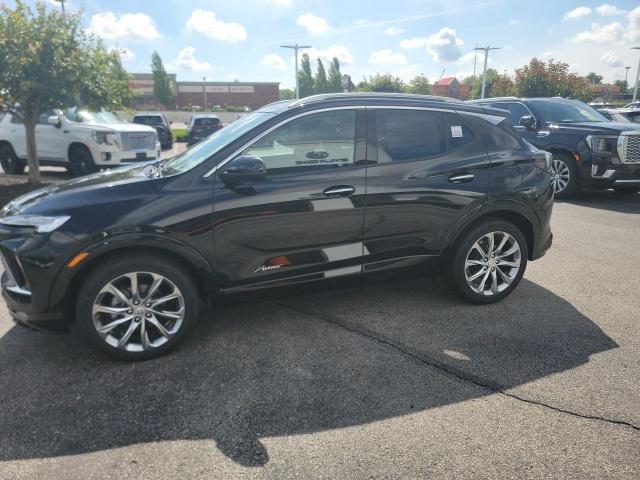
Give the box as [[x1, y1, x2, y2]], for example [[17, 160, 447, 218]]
[[281, 44, 312, 99], [474, 46, 501, 99], [624, 66, 631, 95], [632, 47, 640, 102]]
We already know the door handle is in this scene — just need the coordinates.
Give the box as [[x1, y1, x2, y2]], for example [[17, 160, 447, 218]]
[[323, 185, 355, 197], [448, 173, 475, 183]]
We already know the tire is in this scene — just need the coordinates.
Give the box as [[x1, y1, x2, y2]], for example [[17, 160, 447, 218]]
[[0, 144, 26, 175], [550, 153, 578, 198], [68, 145, 97, 177], [75, 254, 200, 360], [447, 220, 529, 304], [613, 186, 639, 196]]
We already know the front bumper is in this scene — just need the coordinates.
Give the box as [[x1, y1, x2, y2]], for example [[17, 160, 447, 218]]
[[583, 163, 640, 189], [88, 142, 161, 167]]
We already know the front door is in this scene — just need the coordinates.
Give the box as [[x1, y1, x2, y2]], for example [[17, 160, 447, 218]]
[[362, 107, 491, 274], [35, 110, 67, 162], [212, 108, 367, 290]]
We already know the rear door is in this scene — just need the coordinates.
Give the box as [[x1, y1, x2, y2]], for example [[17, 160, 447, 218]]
[[212, 107, 367, 290], [362, 107, 490, 274]]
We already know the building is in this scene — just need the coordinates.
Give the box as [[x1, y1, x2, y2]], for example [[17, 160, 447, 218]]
[[588, 83, 621, 103], [433, 77, 460, 98], [128, 73, 280, 111]]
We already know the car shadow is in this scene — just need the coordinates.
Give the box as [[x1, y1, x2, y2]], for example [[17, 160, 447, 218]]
[[0, 278, 618, 467], [559, 189, 640, 214]]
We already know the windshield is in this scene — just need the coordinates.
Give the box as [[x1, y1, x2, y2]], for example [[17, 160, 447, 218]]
[[530, 99, 609, 124], [65, 108, 123, 125], [194, 117, 220, 126], [160, 111, 275, 175], [133, 115, 164, 126]]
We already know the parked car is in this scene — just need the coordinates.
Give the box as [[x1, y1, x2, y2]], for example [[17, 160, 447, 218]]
[[599, 108, 640, 124], [469, 97, 640, 197], [0, 93, 554, 360], [623, 102, 640, 110], [131, 112, 173, 150], [588, 102, 616, 110], [0, 108, 160, 176], [187, 114, 223, 146]]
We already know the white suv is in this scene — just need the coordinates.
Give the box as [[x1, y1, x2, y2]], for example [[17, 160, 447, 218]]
[[0, 108, 161, 176]]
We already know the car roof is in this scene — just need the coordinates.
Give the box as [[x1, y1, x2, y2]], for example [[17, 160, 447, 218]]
[[258, 93, 507, 117]]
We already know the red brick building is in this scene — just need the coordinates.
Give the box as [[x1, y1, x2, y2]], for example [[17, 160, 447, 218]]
[[433, 77, 460, 98]]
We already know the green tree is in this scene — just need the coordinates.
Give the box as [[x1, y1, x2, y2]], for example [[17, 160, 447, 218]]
[[406, 75, 432, 95], [491, 75, 516, 97], [151, 51, 173, 108], [315, 58, 328, 94], [327, 57, 342, 93], [614, 79, 628, 94], [513, 58, 590, 102], [357, 74, 406, 93], [108, 51, 137, 109], [298, 53, 314, 98], [585, 72, 603, 85], [0, 1, 134, 184], [279, 88, 295, 100]]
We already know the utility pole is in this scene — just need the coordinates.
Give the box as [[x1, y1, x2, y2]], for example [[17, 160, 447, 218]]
[[632, 47, 640, 102], [472, 43, 478, 99], [624, 66, 631, 95], [474, 46, 501, 99], [281, 44, 311, 99], [203, 77, 207, 110]]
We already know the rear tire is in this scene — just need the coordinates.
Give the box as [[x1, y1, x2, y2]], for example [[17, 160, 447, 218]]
[[68, 145, 97, 177], [550, 153, 578, 198], [76, 254, 200, 361], [447, 220, 528, 304], [0, 144, 25, 175]]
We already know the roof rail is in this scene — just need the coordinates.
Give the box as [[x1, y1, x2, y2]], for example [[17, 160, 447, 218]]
[[289, 92, 464, 108]]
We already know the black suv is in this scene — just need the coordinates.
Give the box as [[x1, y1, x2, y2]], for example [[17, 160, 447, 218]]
[[187, 114, 223, 146], [470, 97, 640, 197], [0, 94, 553, 360], [132, 112, 173, 150]]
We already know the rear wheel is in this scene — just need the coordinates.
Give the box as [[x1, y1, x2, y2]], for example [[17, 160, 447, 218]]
[[447, 220, 528, 304], [0, 144, 25, 174], [550, 153, 578, 198], [76, 255, 200, 360], [68, 145, 97, 177]]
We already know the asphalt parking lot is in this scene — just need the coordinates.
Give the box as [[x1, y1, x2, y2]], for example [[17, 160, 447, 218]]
[[0, 189, 639, 479]]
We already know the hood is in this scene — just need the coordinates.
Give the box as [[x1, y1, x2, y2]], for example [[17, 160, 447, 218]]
[[546, 121, 640, 135], [1, 165, 157, 217], [71, 121, 157, 134]]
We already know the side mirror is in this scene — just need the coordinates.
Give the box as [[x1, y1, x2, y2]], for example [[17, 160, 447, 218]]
[[47, 115, 61, 127], [219, 155, 266, 185], [519, 115, 537, 131]]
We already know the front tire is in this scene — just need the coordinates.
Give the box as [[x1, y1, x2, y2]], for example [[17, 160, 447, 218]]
[[76, 255, 200, 360], [550, 153, 578, 198], [68, 145, 97, 177], [0, 144, 25, 174], [447, 220, 528, 304]]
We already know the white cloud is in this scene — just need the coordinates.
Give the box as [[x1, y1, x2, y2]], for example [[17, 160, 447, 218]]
[[384, 27, 404, 36], [601, 50, 623, 67], [177, 46, 212, 72], [186, 9, 247, 42], [596, 4, 626, 16], [571, 21, 623, 43], [109, 46, 135, 61], [564, 6, 592, 21], [542, 50, 553, 58], [261, 53, 288, 70], [400, 37, 428, 49], [426, 27, 464, 62], [266, 0, 293, 5], [296, 13, 331, 34], [306, 44, 354, 64], [626, 6, 640, 41], [509, 18, 519, 25], [89, 12, 160, 41], [369, 49, 407, 65]]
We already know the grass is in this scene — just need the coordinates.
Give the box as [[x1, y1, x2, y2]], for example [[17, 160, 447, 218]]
[[171, 128, 188, 143]]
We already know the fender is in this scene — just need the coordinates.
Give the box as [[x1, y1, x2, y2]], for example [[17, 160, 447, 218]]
[[48, 228, 219, 310]]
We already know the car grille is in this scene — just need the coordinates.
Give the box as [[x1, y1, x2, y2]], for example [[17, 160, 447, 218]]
[[620, 133, 640, 164], [120, 132, 156, 152]]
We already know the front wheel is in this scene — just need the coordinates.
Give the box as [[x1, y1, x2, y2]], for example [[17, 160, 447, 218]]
[[68, 145, 97, 177], [447, 220, 528, 304], [76, 255, 200, 360], [550, 153, 578, 198]]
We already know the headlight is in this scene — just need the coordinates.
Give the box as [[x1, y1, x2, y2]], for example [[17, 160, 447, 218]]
[[0, 215, 70, 233], [586, 135, 618, 156], [92, 131, 117, 145]]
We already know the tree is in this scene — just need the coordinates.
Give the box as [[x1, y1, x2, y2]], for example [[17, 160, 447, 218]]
[[406, 75, 432, 95], [491, 75, 516, 97], [279, 88, 295, 100], [513, 58, 590, 102], [315, 59, 328, 94], [108, 51, 137, 109], [298, 53, 314, 98], [614, 79, 628, 94], [151, 51, 173, 108], [327, 57, 342, 93], [357, 74, 406, 93], [0, 1, 134, 184], [585, 72, 603, 85]]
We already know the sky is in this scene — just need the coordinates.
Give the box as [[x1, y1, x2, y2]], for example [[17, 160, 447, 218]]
[[12, 0, 640, 89]]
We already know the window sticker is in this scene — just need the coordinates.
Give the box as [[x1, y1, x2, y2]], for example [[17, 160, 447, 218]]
[[451, 125, 463, 138]]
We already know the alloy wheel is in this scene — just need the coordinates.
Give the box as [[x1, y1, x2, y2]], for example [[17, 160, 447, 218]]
[[550, 159, 570, 194], [464, 231, 522, 296], [92, 271, 185, 352]]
